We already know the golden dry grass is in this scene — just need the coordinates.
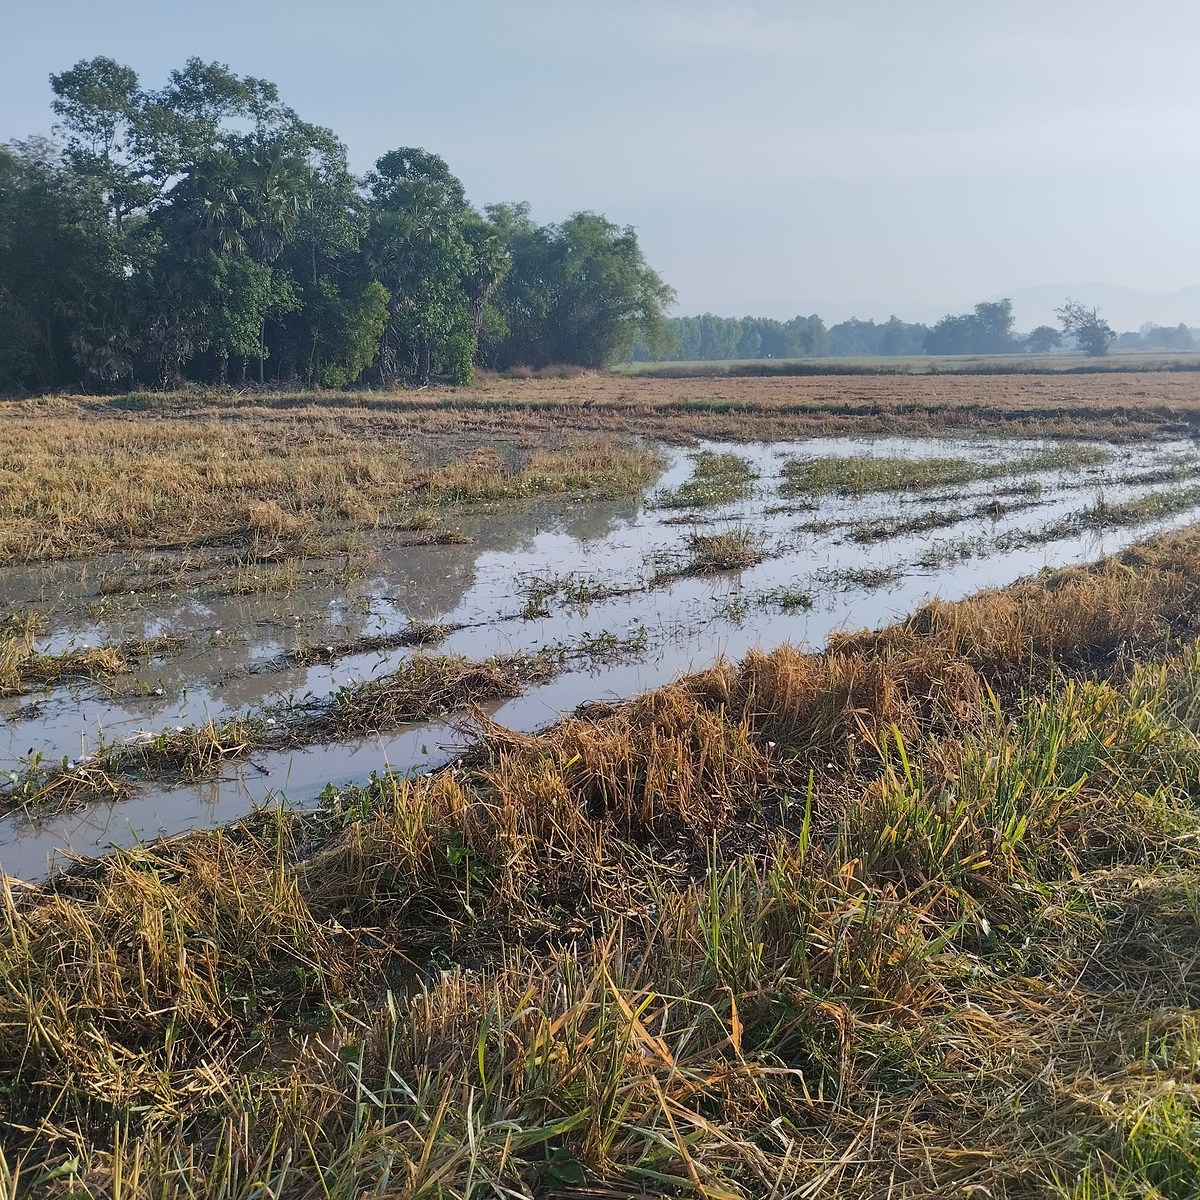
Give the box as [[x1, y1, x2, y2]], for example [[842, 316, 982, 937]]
[[5, 368, 1200, 563], [0, 628, 185, 696], [6, 528, 1200, 1196], [0, 397, 662, 563]]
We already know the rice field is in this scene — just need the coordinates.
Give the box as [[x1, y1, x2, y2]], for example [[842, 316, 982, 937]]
[[6, 378, 1200, 1197]]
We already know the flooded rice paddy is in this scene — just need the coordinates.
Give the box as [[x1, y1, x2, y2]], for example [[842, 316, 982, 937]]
[[5, 432, 1200, 880]]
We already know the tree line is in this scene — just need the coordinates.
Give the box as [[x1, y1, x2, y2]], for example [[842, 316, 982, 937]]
[[640, 299, 1193, 363], [0, 57, 675, 392]]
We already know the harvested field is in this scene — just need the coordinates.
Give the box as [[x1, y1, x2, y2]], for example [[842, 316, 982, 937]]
[[6, 371, 1200, 563], [6, 529, 1200, 1197], [7, 379, 1200, 1195], [7, 428, 1200, 875]]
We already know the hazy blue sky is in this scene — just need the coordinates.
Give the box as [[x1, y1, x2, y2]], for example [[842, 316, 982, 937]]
[[5, 1, 1200, 323]]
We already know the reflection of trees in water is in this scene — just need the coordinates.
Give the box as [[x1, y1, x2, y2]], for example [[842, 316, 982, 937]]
[[331, 496, 646, 625], [376, 538, 485, 620], [559, 497, 641, 543]]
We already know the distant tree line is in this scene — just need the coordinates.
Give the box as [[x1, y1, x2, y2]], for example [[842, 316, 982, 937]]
[[637, 298, 1198, 363], [0, 57, 675, 392], [636, 314, 828, 361], [1116, 323, 1196, 352], [632, 313, 935, 361]]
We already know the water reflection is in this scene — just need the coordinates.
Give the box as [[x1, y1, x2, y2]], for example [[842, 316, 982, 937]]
[[5, 434, 1200, 879]]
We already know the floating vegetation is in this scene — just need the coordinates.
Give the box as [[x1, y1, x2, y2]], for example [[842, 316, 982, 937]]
[[752, 585, 815, 612], [0, 629, 186, 696], [406, 527, 472, 546], [848, 508, 968, 544], [654, 450, 758, 509], [813, 563, 905, 590], [519, 572, 641, 618], [275, 622, 458, 668]]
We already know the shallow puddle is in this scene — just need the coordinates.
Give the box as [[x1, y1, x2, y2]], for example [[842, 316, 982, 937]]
[[5, 433, 1200, 880]]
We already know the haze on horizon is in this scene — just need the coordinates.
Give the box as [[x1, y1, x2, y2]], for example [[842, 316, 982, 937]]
[[4, 0, 1198, 328]]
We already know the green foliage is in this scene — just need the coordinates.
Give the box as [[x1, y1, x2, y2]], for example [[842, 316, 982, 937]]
[[318, 281, 389, 387], [925, 298, 1017, 355], [4, 58, 676, 392], [0, 140, 128, 389], [1024, 324, 1063, 352], [1057, 298, 1117, 357], [492, 208, 675, 369], [364, 147, 477, 385], [203, 254, 298, 367]]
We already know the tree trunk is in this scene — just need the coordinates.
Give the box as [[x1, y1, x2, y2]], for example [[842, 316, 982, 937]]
[[416, 334, 431, 386]]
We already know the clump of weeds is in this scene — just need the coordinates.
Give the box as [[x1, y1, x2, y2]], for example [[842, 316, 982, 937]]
[[278, 621, 457, 668], [753, 585, 815, 611], [226, 557, 303, 595], [323, 652, 558, 732], [654, 526, 767, 581], [519, 572, 638, 618], [0, 631, 186, 696], [654, 450, 758, 509]]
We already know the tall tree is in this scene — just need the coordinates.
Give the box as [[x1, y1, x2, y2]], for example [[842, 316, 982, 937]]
[[925, 299, 1015, 355], [363, 148, 476, 384], [1056, 299, 1116, 357], [492, 211, 674, 368], [49, 56, 151, 230], [0, 140, 128, 389]]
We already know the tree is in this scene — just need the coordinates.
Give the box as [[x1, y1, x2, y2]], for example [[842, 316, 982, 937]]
[[0, 140, 128, 389], [972, 299, 1015, 351], [1056, 299, 1115, 357], [1140, 322, 1193, 351], [49, 56, 152, 230], [363, 147, 477, 384], [1023, 325, 1062, 353], [491, 211, 674, 368], [924, 300, 1015, 355], [923, 313, 977, 355]]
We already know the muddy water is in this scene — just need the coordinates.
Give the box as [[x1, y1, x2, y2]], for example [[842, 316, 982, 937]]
[[5, 434, 1200, 880]]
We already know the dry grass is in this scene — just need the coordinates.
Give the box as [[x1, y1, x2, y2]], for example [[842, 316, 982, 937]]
[[0, 399, 662, 563], [277, 621, 456, 668], [7, 529, 1200, 1196], [322, 652, 558, 734], [6, 370, 1200, 564], [0, 629, 185, 696]]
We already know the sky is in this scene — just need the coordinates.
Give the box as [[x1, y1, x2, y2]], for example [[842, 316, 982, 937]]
[[5, 0, 1200, 326]]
